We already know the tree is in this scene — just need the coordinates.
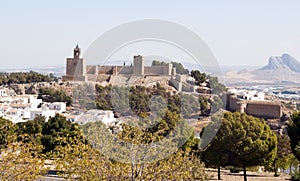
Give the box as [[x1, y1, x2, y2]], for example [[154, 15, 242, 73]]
[[0, 142, 45, 180], [275, 134, 292, 176], [210, 95, 224, 113], [16, 115, 46, 146], [56, 118, 208, 180], [191, 70, 207, 85], [288, 112, 300, 161], [203, 112, 277, 181], [207, 75, 226, 95], [151, 60, 188, 74], [0, 117, 17, 149], [38, 87, 72, 106], [0, 71, 53, 85], [54, 140, 208, 181], [171, 61, 189, 74], [41, 114, 85, 154]]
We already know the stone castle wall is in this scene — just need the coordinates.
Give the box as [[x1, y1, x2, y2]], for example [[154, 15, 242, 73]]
[[224, 93, 282, 119], [98, 66, 116, 74], [163, 63, 173, 75], [144, 66, 164, 75], [246, 102, 282, 119], [169, 74, 196, 93], [86, 66, 97, 74], [169, 79, 181, 92], [63, 46, 175, 82], [86, 74, 97, 81], [118, 66, 133, 74], [96, 75, 111, 82], [84, 65, 172, 76], [227, 94, 243, 112]]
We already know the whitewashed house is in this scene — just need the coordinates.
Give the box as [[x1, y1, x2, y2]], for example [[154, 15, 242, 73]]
[[48, 102, 66, 113]]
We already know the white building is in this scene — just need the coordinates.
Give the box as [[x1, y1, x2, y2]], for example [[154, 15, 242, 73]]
[[0, 88, 7, 97], [228, 89, 265, 101], [4, 108, 31, 123], [74, 110, 116, 125], [30, 107, 56, 121], [48, 102, 66, 113], [0, 87, 67, 122]]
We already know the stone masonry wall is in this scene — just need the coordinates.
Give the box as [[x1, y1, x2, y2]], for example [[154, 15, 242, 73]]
[[144, 66, 164, 75], [246, 102, 282, 119]]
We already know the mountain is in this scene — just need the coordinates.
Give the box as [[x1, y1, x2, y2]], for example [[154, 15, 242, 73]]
[[223, 54, 300, 85], [261, 54, 300, 73]]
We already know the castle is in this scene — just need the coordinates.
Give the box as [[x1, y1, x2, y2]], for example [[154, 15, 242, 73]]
[[62, 45, 176, 82], [224, 93, 282, 119]]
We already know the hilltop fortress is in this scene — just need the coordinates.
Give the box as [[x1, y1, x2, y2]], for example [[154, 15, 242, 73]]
[[62, 45, 176, 83], [62, 45, 198, 92], [60, 45, 283, 119]]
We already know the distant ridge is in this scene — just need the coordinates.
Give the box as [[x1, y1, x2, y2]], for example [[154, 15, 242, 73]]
[[0, 65, 65, 77], [261, 54, 300, 73]]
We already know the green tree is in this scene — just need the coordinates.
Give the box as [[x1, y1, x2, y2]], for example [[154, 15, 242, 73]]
[[203, 112, 277, 181], [288, 112, 300, 161], [16, 115, 46, 146], [0, 117, 17, 149], [210, 95, 224, 113], [199, 96, 210, 116], [171, 61, 189, 74], [0, 71, 53, 85], [207, 75, 226, 95], [41, 114, 85, 154], [151, 60, 188, 74], [38, 87, 72, 106], [191, 70, 207, 85], [275, 134, 292, 176], [95, 84, 113, 110]]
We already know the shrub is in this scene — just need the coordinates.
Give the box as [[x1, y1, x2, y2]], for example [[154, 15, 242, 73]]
[[227, 166, 242, 173], [291, 172, 300, 181]]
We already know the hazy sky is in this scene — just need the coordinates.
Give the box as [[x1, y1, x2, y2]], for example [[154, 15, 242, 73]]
[[1, 0, 300, 69]]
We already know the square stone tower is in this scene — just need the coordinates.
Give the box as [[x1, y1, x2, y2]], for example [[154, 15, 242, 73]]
[[133, 55, 144, 75], [63, 45, 86, 82]]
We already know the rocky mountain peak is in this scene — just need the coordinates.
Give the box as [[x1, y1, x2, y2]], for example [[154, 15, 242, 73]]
[[261, 54, 300, 73]]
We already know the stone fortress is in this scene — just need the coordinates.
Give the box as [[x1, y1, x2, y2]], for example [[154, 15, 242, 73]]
[[62, 45, 283, 119], [224, 90, 282, 119], [62, 45, 176, 83], [62, 45, 199, 92]]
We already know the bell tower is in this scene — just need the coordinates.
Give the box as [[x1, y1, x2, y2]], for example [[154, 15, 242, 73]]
[[62, 45, 86, 82], [74, 44, 81, 59]]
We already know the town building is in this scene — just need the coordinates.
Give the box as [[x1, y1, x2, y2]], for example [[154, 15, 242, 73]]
[[228, 89, 265, 101], [72, 110, 117, 125], [0, 88, 7, 97], [0, 87, 67, 123]]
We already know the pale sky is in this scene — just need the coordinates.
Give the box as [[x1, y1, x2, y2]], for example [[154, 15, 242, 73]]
[[1, 0, 300, 69]]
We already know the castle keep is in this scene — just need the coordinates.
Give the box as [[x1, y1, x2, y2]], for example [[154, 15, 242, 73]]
[[62, 45, 176, 82]]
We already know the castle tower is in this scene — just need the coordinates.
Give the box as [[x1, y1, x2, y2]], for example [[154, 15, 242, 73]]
[[163, 63, 173, 75], [133, 55, 144, 75], [62, 45, 86, 82]]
